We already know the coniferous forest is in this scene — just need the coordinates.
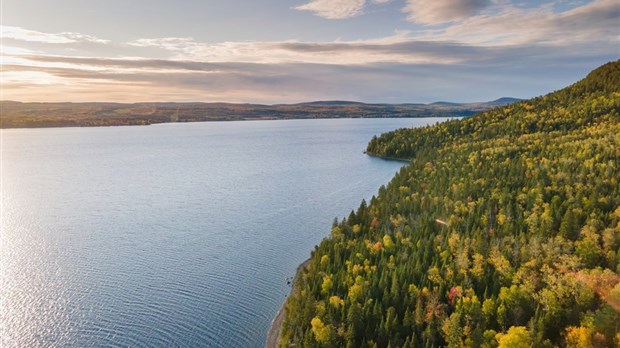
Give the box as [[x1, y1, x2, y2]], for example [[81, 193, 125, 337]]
[[278, 61, 620, 347]]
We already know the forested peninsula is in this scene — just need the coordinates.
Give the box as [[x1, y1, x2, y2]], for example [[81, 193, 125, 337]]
[[276, 61, 620, 347]]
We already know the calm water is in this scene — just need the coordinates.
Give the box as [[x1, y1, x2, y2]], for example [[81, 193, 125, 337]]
[[1, 118, 448, 347]]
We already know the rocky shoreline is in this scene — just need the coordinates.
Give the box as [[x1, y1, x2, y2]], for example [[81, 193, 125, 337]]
[[265, 258, 311, 348]]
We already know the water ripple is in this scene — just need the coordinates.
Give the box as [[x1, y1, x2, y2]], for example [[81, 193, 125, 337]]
[[1, 118, 445, 347]]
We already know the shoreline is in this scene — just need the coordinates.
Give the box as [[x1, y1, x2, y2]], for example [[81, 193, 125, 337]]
[[266, 154, 407, 347], [1, 115, 457, 130], [266, 258, 311, 348], [364, 151, 411, 163]]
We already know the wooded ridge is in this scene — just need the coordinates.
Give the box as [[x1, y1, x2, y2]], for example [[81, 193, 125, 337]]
[[277, 60, 620, 347]]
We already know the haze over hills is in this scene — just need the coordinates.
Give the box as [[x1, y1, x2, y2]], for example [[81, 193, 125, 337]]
[[0, 98, 521, 129]]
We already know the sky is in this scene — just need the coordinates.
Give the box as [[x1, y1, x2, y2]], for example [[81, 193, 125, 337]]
[[1, 0, 619, 103]]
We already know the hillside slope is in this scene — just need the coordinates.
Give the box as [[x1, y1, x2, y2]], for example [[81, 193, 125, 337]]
[[278, 61, 620, 347]]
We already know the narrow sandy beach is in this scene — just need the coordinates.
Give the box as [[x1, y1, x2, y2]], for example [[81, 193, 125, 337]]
[[266, 258, 311, 348]]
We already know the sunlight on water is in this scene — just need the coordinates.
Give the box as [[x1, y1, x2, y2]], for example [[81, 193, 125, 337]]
[[1, 118, 450, 347]]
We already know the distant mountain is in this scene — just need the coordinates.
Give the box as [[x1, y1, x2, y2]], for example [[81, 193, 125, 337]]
[[301, 99, 522, 108], [430, 101, 461, 106], [1, 98, 521, 129], [294, 100, 368, 106]]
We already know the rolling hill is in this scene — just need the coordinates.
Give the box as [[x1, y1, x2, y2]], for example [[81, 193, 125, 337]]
[[0, 98, 520, 129]]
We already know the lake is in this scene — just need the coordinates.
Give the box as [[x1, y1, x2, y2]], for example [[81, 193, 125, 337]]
[[1, 118, 449, 347]]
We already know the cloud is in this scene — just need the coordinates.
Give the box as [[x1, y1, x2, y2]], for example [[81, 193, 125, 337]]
[[0, 25, 109, 44], [14, 55, 240, 74], [294, 0, 367, 19], [402, 0, 492, 24], [12, 34, 613, 77], [425, 0, 620, 45], [124, 35, 486, 65], [2, 0, 618, 103], [1, 45, 37, 55], [4, 55, 615, 104], [128, 37, 197, 51], [550, 0, 620, 43]]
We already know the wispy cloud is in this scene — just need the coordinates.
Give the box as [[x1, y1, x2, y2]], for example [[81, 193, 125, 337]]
[[4, 55, 611, 104], [128, 37, 197, 51], [423, 0, 620, 45], [294, 0, 367, 19], [1, 45, 37, 55], [0, 25, 109, 44], [125, 33, 486, 65], [402, 0, 492, 24]]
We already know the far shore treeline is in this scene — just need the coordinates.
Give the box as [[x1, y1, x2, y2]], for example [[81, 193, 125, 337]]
[[0, 99, 520, 129], [277, 61, 620, 347]]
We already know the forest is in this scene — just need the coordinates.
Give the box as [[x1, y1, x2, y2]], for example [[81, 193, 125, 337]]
[[277, 60, 620, 347]]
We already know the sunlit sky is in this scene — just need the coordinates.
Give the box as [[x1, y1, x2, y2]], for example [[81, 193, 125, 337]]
[[1, 0, 619, 103]]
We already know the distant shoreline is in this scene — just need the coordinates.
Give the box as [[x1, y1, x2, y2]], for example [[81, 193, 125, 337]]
[[1, 98, 521, 129], [266, 258, 311, 348], [0, 115, 458, 130]]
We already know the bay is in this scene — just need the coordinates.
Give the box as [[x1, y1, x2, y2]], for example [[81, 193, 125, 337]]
[[1, 118, 450, 347]]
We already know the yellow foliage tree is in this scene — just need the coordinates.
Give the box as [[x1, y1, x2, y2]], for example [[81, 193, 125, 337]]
[[565, 326, 594, 348], [310, 317, 333, 345], [383, 234, 395, 249], [496, 326, 532, 348], [321, 275, 333, 295]]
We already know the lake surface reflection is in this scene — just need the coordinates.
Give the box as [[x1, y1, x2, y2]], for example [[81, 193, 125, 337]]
[[1, 118, 449, 347]]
